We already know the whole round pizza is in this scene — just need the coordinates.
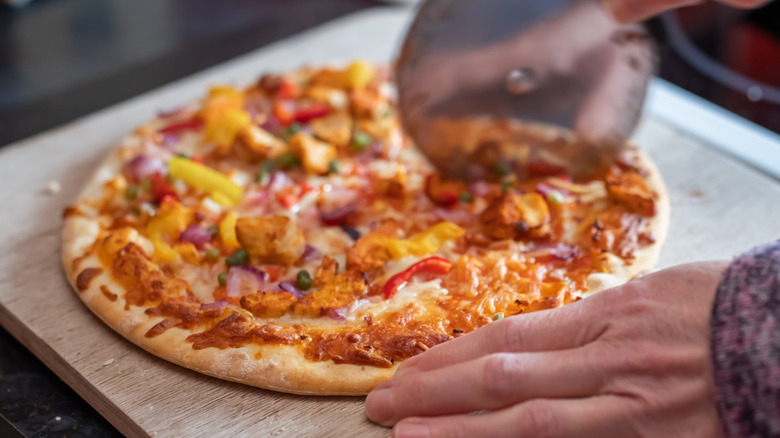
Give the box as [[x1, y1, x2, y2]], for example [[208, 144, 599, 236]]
[[62, 61, 669, 395]]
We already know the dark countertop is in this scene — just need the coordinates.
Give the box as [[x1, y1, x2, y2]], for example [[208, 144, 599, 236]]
[[0, 0, 778, 436]]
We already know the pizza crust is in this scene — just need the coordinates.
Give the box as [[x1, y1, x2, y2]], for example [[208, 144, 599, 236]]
[[583, 147, 670, 296]]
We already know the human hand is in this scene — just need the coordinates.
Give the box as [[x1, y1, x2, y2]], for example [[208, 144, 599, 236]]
[[365, 261, 730, 438], [603, 0, 769, 23]]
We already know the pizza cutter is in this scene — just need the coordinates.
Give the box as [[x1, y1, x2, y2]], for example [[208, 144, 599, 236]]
[[395, 0, 658, 181]]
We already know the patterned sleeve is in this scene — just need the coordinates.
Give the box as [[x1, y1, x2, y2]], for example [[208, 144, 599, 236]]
[[710, 239, 780, 437]]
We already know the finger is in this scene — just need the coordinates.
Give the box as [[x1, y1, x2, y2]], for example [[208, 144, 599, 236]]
[[391, 396, 634, 438], [603, 0, 701, 23], [366, 348, 604, 426], [396, 298, 606, 376]]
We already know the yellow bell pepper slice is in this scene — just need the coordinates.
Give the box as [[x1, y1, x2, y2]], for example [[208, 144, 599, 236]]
[[146, 201, 190, 262], [169, 157, 242, 206], [219, 211, 240, 248], [385, 221, 465, 260], [346, 60, 374, 89], [204, 108, 252, 146]]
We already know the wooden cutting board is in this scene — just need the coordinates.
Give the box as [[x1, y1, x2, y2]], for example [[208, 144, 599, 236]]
[[1, 7, 779, 438]]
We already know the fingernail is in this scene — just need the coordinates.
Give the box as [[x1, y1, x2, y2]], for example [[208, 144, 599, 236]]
[[394, 423, 429, 438], [365, 388, 395, 426]]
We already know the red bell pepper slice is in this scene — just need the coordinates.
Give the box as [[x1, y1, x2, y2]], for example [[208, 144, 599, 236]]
[[382, 256, 453, 299], [150, 172, 178, 203], [292, 103, 329, 123], [278, 193, 299, 209], [158, 119, 204, 135], [526, 160, 568, 179]]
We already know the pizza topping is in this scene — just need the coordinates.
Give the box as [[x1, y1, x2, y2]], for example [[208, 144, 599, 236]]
[[293, 270, 367, 316], [146, 201, 190, 262], [313, 256, 339, 287], [288, 133, 337, 175], [225, 249, 249, 267], [385, 222, 465, 260], [296, 270, 313, 291], [225, 265, 267, 299], [382, 256, 454, 299], [158, 119, 204, 136], [479, 191, 550, 240], [233, 125, 287, 164], [218, 212, 240, 248], [180, 225, 212, 249], [279, 280, 304, 298], [310, 112, 353, 147], [605, 167, 656, 216], [425, 174, 463, 207], [240, 291, 298, 318], [150, 173, 178, 204], [168, 157, 242, 206], [122, 155, 166, 183], [352, 131, 372, 152], [235, 216, 304, 266]]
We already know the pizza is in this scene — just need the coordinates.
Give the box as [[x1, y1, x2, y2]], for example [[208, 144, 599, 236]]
[[62, 61, 669, 395]]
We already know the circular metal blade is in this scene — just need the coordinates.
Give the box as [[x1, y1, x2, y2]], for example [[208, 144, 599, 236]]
[[396, 0, 657, 181]]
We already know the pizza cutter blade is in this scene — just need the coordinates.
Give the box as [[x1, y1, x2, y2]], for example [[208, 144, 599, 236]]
[[396, 0, 658, 181]]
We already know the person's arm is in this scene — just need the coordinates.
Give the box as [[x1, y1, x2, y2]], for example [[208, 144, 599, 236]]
[[710, 240, 780, 437], [603, 0, 769, 23]]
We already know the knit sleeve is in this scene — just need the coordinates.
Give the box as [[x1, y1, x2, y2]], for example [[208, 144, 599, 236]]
[[711, 239, 780, 437]]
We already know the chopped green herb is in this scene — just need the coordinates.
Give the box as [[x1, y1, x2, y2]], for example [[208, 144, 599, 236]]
[[459, 192, 474, 203], [140, 177, 153, 193], [495, 161, 511, 177], [277, 153, 301, 169], [563, 277, 572, 284], [124, 185, 139, 201], [546, 190, 564, 204], [256, 161, 276, 184], [328, 159, 340, 175], [205, 248, 221, 260], [217, 272, 228, 287], [177, 153, 189, 159], [225, 249, 249, 267], [206, 225, 220, 237], [281, 122, 302, 140], [492, 312, 504, 321], [296, 270, 313, 291], [501, 181, 514, 193], [352, 132, 371, 152], [381, 108, 393, 118]]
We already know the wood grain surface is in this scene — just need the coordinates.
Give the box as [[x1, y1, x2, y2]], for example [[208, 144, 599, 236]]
[[1, 7, 779, 438]]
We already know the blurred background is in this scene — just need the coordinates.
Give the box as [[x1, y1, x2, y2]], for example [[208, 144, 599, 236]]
[[0, 0, 778, 436], [1, 0, 779, 149]]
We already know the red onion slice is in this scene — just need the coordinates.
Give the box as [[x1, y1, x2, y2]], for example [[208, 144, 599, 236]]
[[279, 281, 304, 298], [319, 201, 359, 226], [302, 245, 322, 262], [180, 225, 212, 249], [327, 307, 348, 321], [523, 244, 578, 262], [225, 265, 267, 298], [122, 155, 166, 182], [469, 181, 493, 197], [268, 171, 293, 192]]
